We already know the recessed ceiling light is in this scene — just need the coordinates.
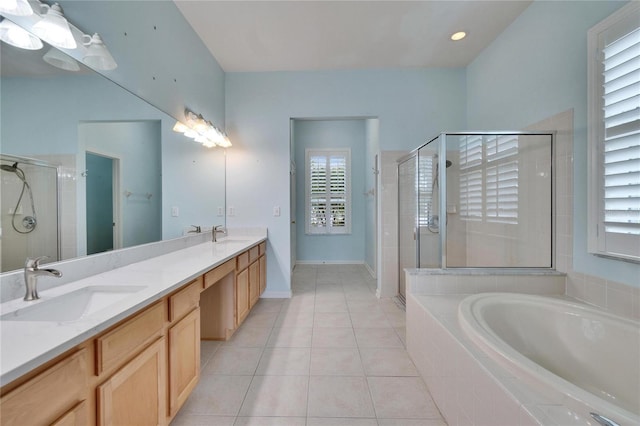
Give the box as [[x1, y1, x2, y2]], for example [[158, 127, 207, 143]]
[[451, 31, 467, 41]]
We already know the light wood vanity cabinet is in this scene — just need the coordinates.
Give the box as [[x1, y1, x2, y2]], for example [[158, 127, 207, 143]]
[[0, 240, 267, 426], [0, 349, 89, 426]]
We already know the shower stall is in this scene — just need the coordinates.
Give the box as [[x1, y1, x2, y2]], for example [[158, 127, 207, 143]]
[[1, 154, 60, 272], [398, 132, 554, 301]]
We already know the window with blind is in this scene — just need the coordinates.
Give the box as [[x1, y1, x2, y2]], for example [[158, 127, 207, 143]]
[[459, 135, 519, 224], [306, 149, 351, 235], [588, 2, 640, 261]]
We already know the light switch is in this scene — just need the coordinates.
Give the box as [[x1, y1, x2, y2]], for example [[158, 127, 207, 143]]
[[273, 206, 281, 217], [217, 207, 224, 216], [228, 206, 235, 216], [171, 206, 179, 217]]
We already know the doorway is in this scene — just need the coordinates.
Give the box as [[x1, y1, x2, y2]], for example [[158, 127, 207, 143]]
[[86, 152, 120, 255]]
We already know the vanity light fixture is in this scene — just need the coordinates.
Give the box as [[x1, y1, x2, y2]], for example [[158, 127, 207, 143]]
[[172, 109, 232, 148], [82, 33, 117, 70], [32, 2, 76, 49], [0, 0, 34, 16], [0, 18, 42, 49], [43, 46, 80, 71], [451, 31, 467, 41]]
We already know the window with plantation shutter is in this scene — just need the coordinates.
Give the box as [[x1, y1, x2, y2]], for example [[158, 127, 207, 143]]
[[417, 155, 434, 226], [458, 135, 519, 223], [306, 149, 351, 235], [588, 2, 640, 261]]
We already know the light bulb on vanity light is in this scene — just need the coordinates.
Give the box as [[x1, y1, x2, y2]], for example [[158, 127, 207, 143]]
[[43, 46, 80, 71], [0, 19, 43, 49], [82, 33, 117, 70], [32, 2, 76, 49], [0, 0, 33, 16]]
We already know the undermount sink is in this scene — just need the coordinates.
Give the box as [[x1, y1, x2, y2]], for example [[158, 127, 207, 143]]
[[0, 285, 146, 322]]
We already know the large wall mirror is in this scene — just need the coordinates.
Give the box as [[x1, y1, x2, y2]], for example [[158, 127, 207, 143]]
[[0, 16, 226, 273]]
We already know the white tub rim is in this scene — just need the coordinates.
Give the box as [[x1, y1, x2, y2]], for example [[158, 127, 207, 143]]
[[458, 292, 640, 425]]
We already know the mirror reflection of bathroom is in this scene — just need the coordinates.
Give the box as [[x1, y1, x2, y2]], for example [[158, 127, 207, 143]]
[[0, 155, 60, 272]]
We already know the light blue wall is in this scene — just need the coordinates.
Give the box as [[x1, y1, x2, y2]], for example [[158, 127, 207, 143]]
[[294, 119, 367, 263], [466, 0, 638, 287], [225, 69, 467, 293]]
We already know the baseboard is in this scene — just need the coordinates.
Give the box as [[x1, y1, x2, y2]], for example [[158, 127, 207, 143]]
[[363, 263, 375, 279], [260, 290, 292, 299]]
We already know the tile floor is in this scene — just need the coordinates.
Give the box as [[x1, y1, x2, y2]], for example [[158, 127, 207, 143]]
[[172, 264, 446, 426]]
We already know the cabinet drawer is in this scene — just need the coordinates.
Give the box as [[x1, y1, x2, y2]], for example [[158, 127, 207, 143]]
[[236, 251, 249, 271], [0, 349, 88, 426], [96, 302, 165, 375], [169, 278, 202, 322], [249, 245, 260, 263], [204, 259, 235, 290], [259, 242, 266, 256]]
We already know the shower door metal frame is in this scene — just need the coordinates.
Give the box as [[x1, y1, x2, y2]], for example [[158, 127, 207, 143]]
[[0, 154, 62, 264]]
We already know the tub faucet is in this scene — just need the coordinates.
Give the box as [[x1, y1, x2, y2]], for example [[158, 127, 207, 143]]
[[212, 225, 226, 242], [24, 256, 62, 301]]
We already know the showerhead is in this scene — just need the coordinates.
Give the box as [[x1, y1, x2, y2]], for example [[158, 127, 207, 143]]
[[1, 162, 18, 172]]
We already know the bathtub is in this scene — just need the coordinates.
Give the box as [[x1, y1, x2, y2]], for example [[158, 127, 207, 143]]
[[459, 293, 640, 426]]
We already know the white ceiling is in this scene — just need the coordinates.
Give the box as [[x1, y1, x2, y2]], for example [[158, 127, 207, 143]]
[[174, 0, 532, 72]]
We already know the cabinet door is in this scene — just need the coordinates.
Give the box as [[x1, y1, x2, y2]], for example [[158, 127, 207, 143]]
[[97, 338, 166, 426], [259, 255, 266, 295], [51, 400, 89, 426], [236, 268, 250, 326], [0, 349, 88, 426], [168, 308, 201, 418], [249, 260, 260, 308]]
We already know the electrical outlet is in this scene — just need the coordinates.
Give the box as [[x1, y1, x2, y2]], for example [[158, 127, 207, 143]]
[[171, 206, 179, 217]]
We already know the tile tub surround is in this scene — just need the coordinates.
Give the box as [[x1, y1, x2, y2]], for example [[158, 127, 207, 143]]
[[0, 229, 267, 386], [406, 293, 626, 426]]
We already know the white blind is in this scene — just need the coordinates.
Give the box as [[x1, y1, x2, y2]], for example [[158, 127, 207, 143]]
[[417, 155, 433, 226], [602, 27, 640, 236], [306, 149, 350, 234], [458, 135, 519, 223]]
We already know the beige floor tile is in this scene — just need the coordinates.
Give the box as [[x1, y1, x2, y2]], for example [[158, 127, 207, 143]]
[[367, 377, 441, 419], [234, 417, 306, 426], [395, 327, 407, 346], [275, 310, 315, 327], [312, 327, 357, 348], [255, 347, 311, 375], [347, 299, 384, 312], [377, 419, 447, 426], [307, 418, 378, 426], [384, 310, 407, 328], [200, 340, 222, 368], [310, 347, 364, 376], [344, 291, 377, 301], [170, 413, 235, 426], [242, 311, 279, 328], [180, 374, 252, 416], [314, 311, 353, 328], [203, 347, 263, 375], [239, 376, 309, 417], [314, 299, 349, 313], [267, 327, 313, 347], [349, 311, 392, 328], [250, 299, 285, 313], [354, 328, 404, 348], [315, 284, 344, 294], [307, 376, 375, 418], [224, 327, 272, 347], [359, 348, 418, 376]]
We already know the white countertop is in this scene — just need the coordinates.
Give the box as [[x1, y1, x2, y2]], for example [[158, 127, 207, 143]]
[[0, 234, 266, 387]]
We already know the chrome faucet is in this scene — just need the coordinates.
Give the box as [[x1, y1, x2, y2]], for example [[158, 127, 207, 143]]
[[24, 256, 62, 301], [188, 225, 202, 234], [212, 225, 226, 242]]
